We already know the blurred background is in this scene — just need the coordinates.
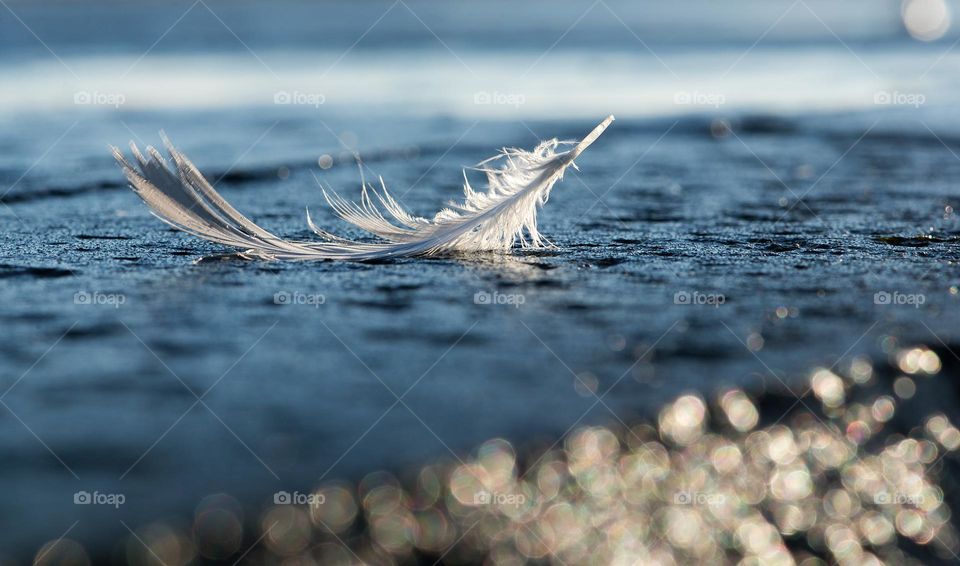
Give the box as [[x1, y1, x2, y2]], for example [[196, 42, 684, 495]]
[[1, 0, 959, 563], [1, 0, 959, 118]]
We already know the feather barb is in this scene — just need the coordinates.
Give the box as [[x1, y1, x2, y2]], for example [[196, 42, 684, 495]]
[[113, 115, 614, 261]]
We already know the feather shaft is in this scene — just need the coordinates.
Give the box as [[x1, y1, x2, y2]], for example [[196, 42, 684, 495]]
[[113, 115, 614, 261]]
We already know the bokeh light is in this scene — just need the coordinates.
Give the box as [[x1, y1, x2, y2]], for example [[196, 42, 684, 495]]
[[902, 0, 952, 41], [55, 345, 960, 564]]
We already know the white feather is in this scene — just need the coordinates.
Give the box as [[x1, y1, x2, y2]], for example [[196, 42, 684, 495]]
[[112, 115, 614, 261]]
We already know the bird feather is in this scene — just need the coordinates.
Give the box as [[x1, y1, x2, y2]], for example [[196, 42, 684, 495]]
[[112, 115, 614, 261]]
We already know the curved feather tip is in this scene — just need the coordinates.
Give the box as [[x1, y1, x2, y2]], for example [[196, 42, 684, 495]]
[[113, 115, 614, 261]]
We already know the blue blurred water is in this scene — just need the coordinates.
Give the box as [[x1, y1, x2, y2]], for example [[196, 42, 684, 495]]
[[1, 0, 959, 560]]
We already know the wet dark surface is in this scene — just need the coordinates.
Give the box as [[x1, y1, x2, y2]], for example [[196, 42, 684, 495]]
[[1, 107, 958, 558]]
